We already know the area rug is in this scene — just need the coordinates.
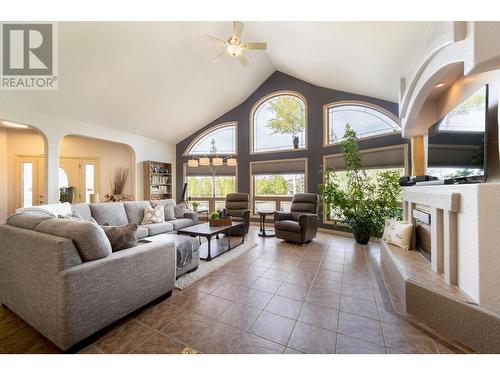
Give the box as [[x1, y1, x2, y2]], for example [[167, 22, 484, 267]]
[[175, 241, 257, 289]]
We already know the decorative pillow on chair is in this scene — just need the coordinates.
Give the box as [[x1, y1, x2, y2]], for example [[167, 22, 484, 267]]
[[102, 223, 139, 252], [385, 220, 413, 250], [141, 205, 165, 224]]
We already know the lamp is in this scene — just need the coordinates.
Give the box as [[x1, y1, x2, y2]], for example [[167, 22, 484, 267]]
[[187, 159, 199, 168], [199, 157, 210, 166], [212, 157, 223, 166], [227, 158, 237, 167], [226, 44, 243, 57]]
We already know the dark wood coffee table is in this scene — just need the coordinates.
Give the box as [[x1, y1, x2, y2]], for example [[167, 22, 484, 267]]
[[177, 222, 245, 261]]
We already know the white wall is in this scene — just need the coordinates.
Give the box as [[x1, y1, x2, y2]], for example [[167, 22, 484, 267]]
[[0, 106, 176, 206]]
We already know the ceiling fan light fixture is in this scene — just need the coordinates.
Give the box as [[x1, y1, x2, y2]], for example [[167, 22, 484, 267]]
[[226, 43, 243, 57]]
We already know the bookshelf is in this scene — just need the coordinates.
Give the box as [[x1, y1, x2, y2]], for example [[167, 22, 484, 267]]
[[143, 160, 173, 201]]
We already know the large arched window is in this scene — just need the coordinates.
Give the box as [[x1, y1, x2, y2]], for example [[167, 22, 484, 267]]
[[324, 102, 400, 145], [185, 122, 237, 156], [251, 92, 307, 153]]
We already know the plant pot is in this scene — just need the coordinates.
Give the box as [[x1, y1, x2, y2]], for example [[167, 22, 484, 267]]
[[352, 228, 371, 245], [293, 136, 299, 149]]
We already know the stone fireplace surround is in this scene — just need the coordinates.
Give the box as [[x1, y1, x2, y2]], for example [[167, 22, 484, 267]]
[[380, 183, 500, 352]]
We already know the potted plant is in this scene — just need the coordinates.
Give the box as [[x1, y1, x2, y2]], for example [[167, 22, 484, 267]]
[[319, 125, 402, 244], [192, 201, 200, 211], [59, 186, 77, 204], [265, 96, 305, 149]]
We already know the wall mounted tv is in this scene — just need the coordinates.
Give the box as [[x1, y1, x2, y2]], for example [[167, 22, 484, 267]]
[[427, 85, 488, 182]]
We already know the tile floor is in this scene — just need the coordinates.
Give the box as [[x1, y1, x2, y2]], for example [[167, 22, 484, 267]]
[[0, 227, 467, 354]]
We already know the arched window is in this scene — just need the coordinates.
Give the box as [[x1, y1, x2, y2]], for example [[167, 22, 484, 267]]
[[185, 122, 237, 156], [251, 92, 307, 153], [324, 102, 400, 145]]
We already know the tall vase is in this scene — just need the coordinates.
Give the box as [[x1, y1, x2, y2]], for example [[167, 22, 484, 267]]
[[293, 136, 299, 149]]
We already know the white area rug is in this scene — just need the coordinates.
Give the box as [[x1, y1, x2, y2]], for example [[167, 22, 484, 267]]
[[175, 242, 257, 289]]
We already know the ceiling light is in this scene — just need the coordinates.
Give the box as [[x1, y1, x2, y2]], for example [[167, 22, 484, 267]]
[[435, 82, 446, 88], [187, 159, 198, 168], [226, 158, 237, 167], [199, 157, 210, 166], [212, 157, 223, 166], [226, 43, 243, 57], [2, 121, 29, 129]]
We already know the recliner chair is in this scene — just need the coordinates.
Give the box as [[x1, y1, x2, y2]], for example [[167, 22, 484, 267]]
[[274, 193, 320, 244], [220, 193, 251, 236]]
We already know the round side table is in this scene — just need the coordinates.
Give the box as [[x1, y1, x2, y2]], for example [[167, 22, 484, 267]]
[[257, 210, 275, 237]]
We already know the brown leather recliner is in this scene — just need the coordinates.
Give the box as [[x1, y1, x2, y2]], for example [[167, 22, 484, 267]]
[[220, 193, 251, 236], [274, 193, 320, 244]]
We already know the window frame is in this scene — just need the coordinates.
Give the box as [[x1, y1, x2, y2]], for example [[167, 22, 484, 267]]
[[182, 163, 238, 213], [321, 144, 408, 225], [249, 158, 308, 214], [249, 91, 308, 155], [183, 122, 238, 157], [323, 100, 401, 147]]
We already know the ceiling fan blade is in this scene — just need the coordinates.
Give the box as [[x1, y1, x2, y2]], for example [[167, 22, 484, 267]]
[[242, 42, 267, 50], [233, 21, 244, 40], [212, 50, 229, 63], [238, 53, 249, 67], [204, 34, 228, 45]]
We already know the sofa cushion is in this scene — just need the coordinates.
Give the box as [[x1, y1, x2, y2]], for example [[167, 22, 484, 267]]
[[35, 218, 111, 261], [123, 201, 151, 224], [150, 199, 175, 208], [141, 205, 165, 224], [136, 226, 149, 239], [6, 211, 54, 231], [139, 222, 173, 236], [275, 220, 302, 233], [164, 205, 176, 221], [169, 218, 193, 230], [90, 202, 128, 226], [71, 203, 92, 221], [102, 223, 139, 252]]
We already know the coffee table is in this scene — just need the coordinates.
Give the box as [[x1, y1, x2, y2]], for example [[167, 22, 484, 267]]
[[177, 222, 245, 261]]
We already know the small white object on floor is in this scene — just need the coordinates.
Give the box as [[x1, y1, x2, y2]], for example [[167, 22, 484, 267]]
[[175, 242, 258, 289]]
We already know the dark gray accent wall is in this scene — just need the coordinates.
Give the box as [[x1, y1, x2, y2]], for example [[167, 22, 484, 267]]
[[176, 71, 410, 228]]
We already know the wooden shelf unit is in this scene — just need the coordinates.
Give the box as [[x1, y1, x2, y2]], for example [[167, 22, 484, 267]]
[[143, 160, 173, 201]]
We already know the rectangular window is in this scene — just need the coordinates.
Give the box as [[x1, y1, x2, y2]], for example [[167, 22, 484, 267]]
[[85, 164, 95, 204], [254, 173, 304, 196], [22, 162, 33, 208]]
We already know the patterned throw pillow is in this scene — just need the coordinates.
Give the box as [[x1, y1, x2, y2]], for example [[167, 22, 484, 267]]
[[385, 220, 413, 250], [102, 223, 138, 252], [174, 204, 186, 219], [141, 205, 165, 224]]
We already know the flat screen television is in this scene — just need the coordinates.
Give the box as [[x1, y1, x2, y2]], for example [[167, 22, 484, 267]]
[[427, 85, 488, 182]]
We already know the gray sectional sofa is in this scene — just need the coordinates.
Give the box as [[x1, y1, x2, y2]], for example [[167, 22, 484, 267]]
[[0, 199, 199, 350]]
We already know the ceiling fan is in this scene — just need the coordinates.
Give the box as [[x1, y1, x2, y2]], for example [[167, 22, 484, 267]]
[[205, 21, 267, 67]]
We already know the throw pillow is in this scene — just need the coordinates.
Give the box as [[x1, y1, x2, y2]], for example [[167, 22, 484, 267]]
[[174, 203, 186, 219], [141, 205, 165, 224], [102, 223, 139, 252], [385, 221, 413, 250], [164, 205, 176, 221], [59, 211, 98, 224]]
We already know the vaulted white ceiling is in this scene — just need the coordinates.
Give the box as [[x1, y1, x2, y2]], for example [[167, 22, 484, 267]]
[[0, 21, 438, 144]]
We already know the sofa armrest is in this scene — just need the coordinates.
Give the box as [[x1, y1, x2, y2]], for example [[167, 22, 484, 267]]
[[184, 210, 198, 224], [274, 211, 291, 222], [57, 241, 176, 349]]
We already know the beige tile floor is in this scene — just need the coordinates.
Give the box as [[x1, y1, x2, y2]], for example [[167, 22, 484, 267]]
[[0, 226, 467, 354]]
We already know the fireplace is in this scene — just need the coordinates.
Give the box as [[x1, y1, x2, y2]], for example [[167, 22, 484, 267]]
[[413, 205, 432, 262]]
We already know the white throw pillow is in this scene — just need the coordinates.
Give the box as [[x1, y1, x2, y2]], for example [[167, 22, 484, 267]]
[[385, 220, 413, 250], [141, 205, 165, 224]]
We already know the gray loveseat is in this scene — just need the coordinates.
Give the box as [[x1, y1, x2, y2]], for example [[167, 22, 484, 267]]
[[0, 199, 199, 350]]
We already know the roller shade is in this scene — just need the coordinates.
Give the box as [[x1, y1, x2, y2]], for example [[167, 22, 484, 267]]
[[251, 159, 306, 175], [428, 145, 482, 168], [325, 146, 405, 171], [185, 164, 236, 177]]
